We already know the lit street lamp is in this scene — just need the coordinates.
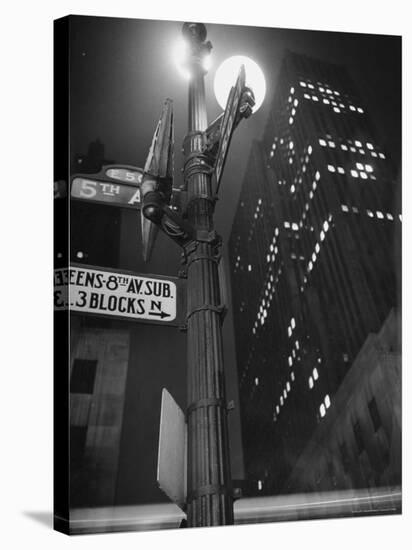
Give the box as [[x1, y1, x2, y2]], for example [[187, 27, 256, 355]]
[[141, 22, 262, 527]]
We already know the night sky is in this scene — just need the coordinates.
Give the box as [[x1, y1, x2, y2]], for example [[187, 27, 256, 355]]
[[68, 15, 401, 504]]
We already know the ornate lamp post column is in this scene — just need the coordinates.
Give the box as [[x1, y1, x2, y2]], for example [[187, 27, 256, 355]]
[[182, 22, 233, 527], [140, 21, 256, 528]]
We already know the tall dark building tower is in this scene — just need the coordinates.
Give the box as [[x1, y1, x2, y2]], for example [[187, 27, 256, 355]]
[[228, 52, 401, 496]]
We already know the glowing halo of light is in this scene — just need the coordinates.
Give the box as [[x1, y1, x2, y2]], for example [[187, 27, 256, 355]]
[[214, 55, 266, 112]]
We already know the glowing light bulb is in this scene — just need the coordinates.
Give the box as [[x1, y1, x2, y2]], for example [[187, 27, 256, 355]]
[[214, 55, 266, 112]]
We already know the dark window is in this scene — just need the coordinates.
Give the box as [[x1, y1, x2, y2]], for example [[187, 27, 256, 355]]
[[368, 397, 382, 432], [339, 441, 351, 473], [70, 425, 88, 467], [70, 359, 97, 394], [353, 420, 365, 454]]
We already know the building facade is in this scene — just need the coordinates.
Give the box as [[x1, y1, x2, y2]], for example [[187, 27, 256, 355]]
[[228, 52, 401, 496]]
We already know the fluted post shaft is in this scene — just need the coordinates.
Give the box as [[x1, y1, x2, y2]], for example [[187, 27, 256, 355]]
[[182, 23, 234, 527]]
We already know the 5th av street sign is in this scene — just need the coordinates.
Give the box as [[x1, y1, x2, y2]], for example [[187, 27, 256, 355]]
[[71, 165, 143, 209], [54, 264, 186, 327]]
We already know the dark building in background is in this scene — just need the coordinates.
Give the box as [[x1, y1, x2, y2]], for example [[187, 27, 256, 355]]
[[66, 142, 187, 509], [228, 52, 401, 496]]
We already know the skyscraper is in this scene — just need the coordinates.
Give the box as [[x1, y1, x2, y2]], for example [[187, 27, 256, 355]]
[[228, 51, 401, 496]]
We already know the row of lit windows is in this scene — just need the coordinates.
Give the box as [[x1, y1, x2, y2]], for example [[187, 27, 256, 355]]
[[273, 370, 296, 422], [305, 219, 331, 275], [253, 263, 283, 333], [302, 91, 364, 114], [319, 394, 331, 418], [308, 366, 319, 388], [341, 204, 400, 222], [327, 162, 376, 181], [319, 136, 386, 159]]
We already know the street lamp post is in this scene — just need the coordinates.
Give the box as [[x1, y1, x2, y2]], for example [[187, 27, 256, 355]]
[[182, 22, 233, 527], [140, 21, 256, 527]]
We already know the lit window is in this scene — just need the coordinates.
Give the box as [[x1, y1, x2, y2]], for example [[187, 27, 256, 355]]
[[355, 140, 362, 147], [359, 149, 365, 155], [289, 117, 294, 124], [294, 99, 299, 107], [319, 138, 327, 146], [341, 205, 349, 212], [291, 318, 296, 329], [292, 223, 299, 231], [315, 171, 320, 181], [328, 165, 336, 172], [266, 254, 270, 262], [290, 86, 295, 94], [326, 89, 332, 95], [308, 145, 312, 154], [276, 405, 280, 414], [399, 214, 402, 222], [291, 371, 295, 381], [349, 105, 356, 111], [255, 377, 259, 386], [376, 211, 384, 219], [248, 264, 252, 272], [258, 480, 263, 491], [367, 142, 374, 150], [353, 206, 359, 213], [367, 210, 374, 217], [325, 394, 331, 408], [357, 107, 364, 113], [320, 403, 326, 417], [356, 162, 364, 170], [323, 98, 330, 105], [328, 141, 336, 148], [291, 108, 296, 116], [313, 368, 319, 380], [312, 253, 316, 263], [333, 107, 341, 113], [341, 144, 348, 151], [288, 356, 292, 367], [300, 81, 306, 87], [312, 182, 317, 191], [371, 151, 378, 158], [284, 221, 290, 228], [315, 243, 320, 253], [350, 147, 356, 153], [275, 228, 279, 236], [308, 261, 313, 272], [312, 95, 319, 102], [288, 96, 292, 103], [309, 376, 314, 389], [295, 340, 300, 350], [283, 390, 287, 400], [386, 213, 394, 220], [309, 191, 314, 199], [304, 93, 310, 99], [320, 230, 325, 241], [365, 164, 373, 173], [323, 221, 329, 231], [338, 167, 345, 174], [280, 396, 284, 407], [360, 172, 367, 179], [317, 357, 322, 364], [379, 153, 385, 159], [350, 170, 358, 178], [290, 185, 295, 193], [286, 381, 291, 392]]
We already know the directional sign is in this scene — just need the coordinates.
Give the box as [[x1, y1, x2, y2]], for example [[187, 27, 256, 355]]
[[212, 65, 246, 195], [71, 165, 143, 209], [54, 264, 186, 326]]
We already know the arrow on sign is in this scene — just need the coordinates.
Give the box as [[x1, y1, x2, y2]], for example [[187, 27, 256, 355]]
[[149, 310, 171, 319]]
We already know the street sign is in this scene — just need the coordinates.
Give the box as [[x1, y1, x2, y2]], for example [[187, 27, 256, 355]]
[[212, 65, 246, 195], [157, 388, 187, 510], [54, 264, 186, 326], [71, 165, 143, 209]]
